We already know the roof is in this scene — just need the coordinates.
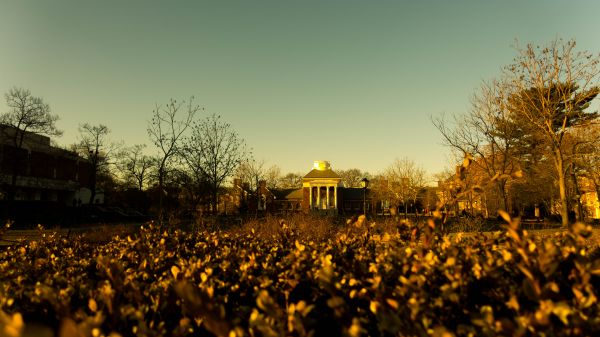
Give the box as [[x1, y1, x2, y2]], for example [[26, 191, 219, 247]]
[[285, 189, 304, 200], [270, 188, 303, 200], [341, 187, 372, 200], [303, 168, 341, 179]]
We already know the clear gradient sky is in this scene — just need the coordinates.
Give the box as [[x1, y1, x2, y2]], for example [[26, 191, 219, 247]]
[[1, 1, 599, 179]]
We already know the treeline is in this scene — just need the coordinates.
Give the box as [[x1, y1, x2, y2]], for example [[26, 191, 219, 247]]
[[1, 85, 436, 223], [3, 38, 599, 226], [0, 93, 287, 222]]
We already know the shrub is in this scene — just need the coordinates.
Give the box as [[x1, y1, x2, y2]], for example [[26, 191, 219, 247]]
[[0, 218, 598, 336]]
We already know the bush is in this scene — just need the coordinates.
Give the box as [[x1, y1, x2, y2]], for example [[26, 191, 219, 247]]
[[0, 218, 598, 336]]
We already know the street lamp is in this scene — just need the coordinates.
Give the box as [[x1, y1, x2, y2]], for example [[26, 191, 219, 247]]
[[361, 177, 369, 216]]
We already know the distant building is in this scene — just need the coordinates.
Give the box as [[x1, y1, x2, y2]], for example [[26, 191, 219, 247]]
[[578, 177, 600, 220], [301, 160, 343, 214], [0, 124, 95, 205], [226, 160, 373, 215]]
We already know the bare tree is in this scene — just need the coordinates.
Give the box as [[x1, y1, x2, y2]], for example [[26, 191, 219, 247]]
[[147, 97, 200, 221], [174, 159, 210, 212], [280, 172, 303, 189], [117, 144, 154, 191], [182, 113, 247, 213], [504, 38, 600, 226], [236, 161, 283, 191], [383, 158, 427, 216], [235, 158, 268, 214], [433, 79, 522, 212], [338, 168, 370, 188], [432, 168, 456, 214], [73, 123, 120, 204], [1, 87, 62, 201], [265, 165, 282, 189], [236, 158, 265, 191]]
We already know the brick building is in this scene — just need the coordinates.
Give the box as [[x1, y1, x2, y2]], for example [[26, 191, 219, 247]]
[[227, 160, 373, 215], [0, 124, 95, 205]]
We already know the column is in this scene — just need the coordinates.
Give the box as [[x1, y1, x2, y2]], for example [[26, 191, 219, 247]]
[[316, 185, 321, 209], [326, 186, 330, 209], [309, 186, 313, 209], [334, 186, 337, 209]]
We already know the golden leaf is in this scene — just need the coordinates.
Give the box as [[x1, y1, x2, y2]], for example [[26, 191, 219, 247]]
[[498, 210, 511, 224], [171, 265, 180, 279], [88, 298, 98, 312], [348, 318, 362, 337], [386, 298, 399, 310], [369, 301, 379, 314], [551, 302, 571, 325], [506, 295, 520, 311]]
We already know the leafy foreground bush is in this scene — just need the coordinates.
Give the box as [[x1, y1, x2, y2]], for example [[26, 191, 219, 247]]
[[0, 217, 599, 337]]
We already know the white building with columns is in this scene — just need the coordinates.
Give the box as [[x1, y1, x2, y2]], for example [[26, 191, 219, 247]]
[[302, 160, 343, 212]]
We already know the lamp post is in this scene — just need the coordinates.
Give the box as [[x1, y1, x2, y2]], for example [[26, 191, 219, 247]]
[[361, 177, 369, 216]]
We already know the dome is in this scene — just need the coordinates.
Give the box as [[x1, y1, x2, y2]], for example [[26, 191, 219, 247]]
[[313, 160, 331, 171]]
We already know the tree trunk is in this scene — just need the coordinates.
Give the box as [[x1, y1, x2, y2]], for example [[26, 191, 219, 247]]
[[595, 184, 600, 219], [157, 162, 166, 224], [570, 165, 584, 222], [212, 187, 219, 215], [555, 149, 569, 227], [496, 180, 509, 212]]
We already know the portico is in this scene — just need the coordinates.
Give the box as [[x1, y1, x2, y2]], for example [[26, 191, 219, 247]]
[[302, 161, 343, 212], [308, 185, 338, 210]]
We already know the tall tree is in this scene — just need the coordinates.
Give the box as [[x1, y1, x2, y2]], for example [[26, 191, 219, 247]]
[[73, 123, 118, 204], [182, 113, 247, 213], [116, 144, 154, 191], [433, 79, 522, 212], [504, 39, 600, 226], [1, 87, 61, 201], [147, 97, 200, 221]]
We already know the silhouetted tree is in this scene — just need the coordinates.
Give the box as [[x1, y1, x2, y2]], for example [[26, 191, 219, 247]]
[[182, 113, 246, 213], [236, 158, 267, 215], [147, 97, 200, 222], [236, 158, 265, 191], [73, 123, 118, 204], [116, 144, 154, 191]]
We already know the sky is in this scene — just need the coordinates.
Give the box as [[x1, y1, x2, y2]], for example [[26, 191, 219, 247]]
[[1, 0, 600, 180]]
